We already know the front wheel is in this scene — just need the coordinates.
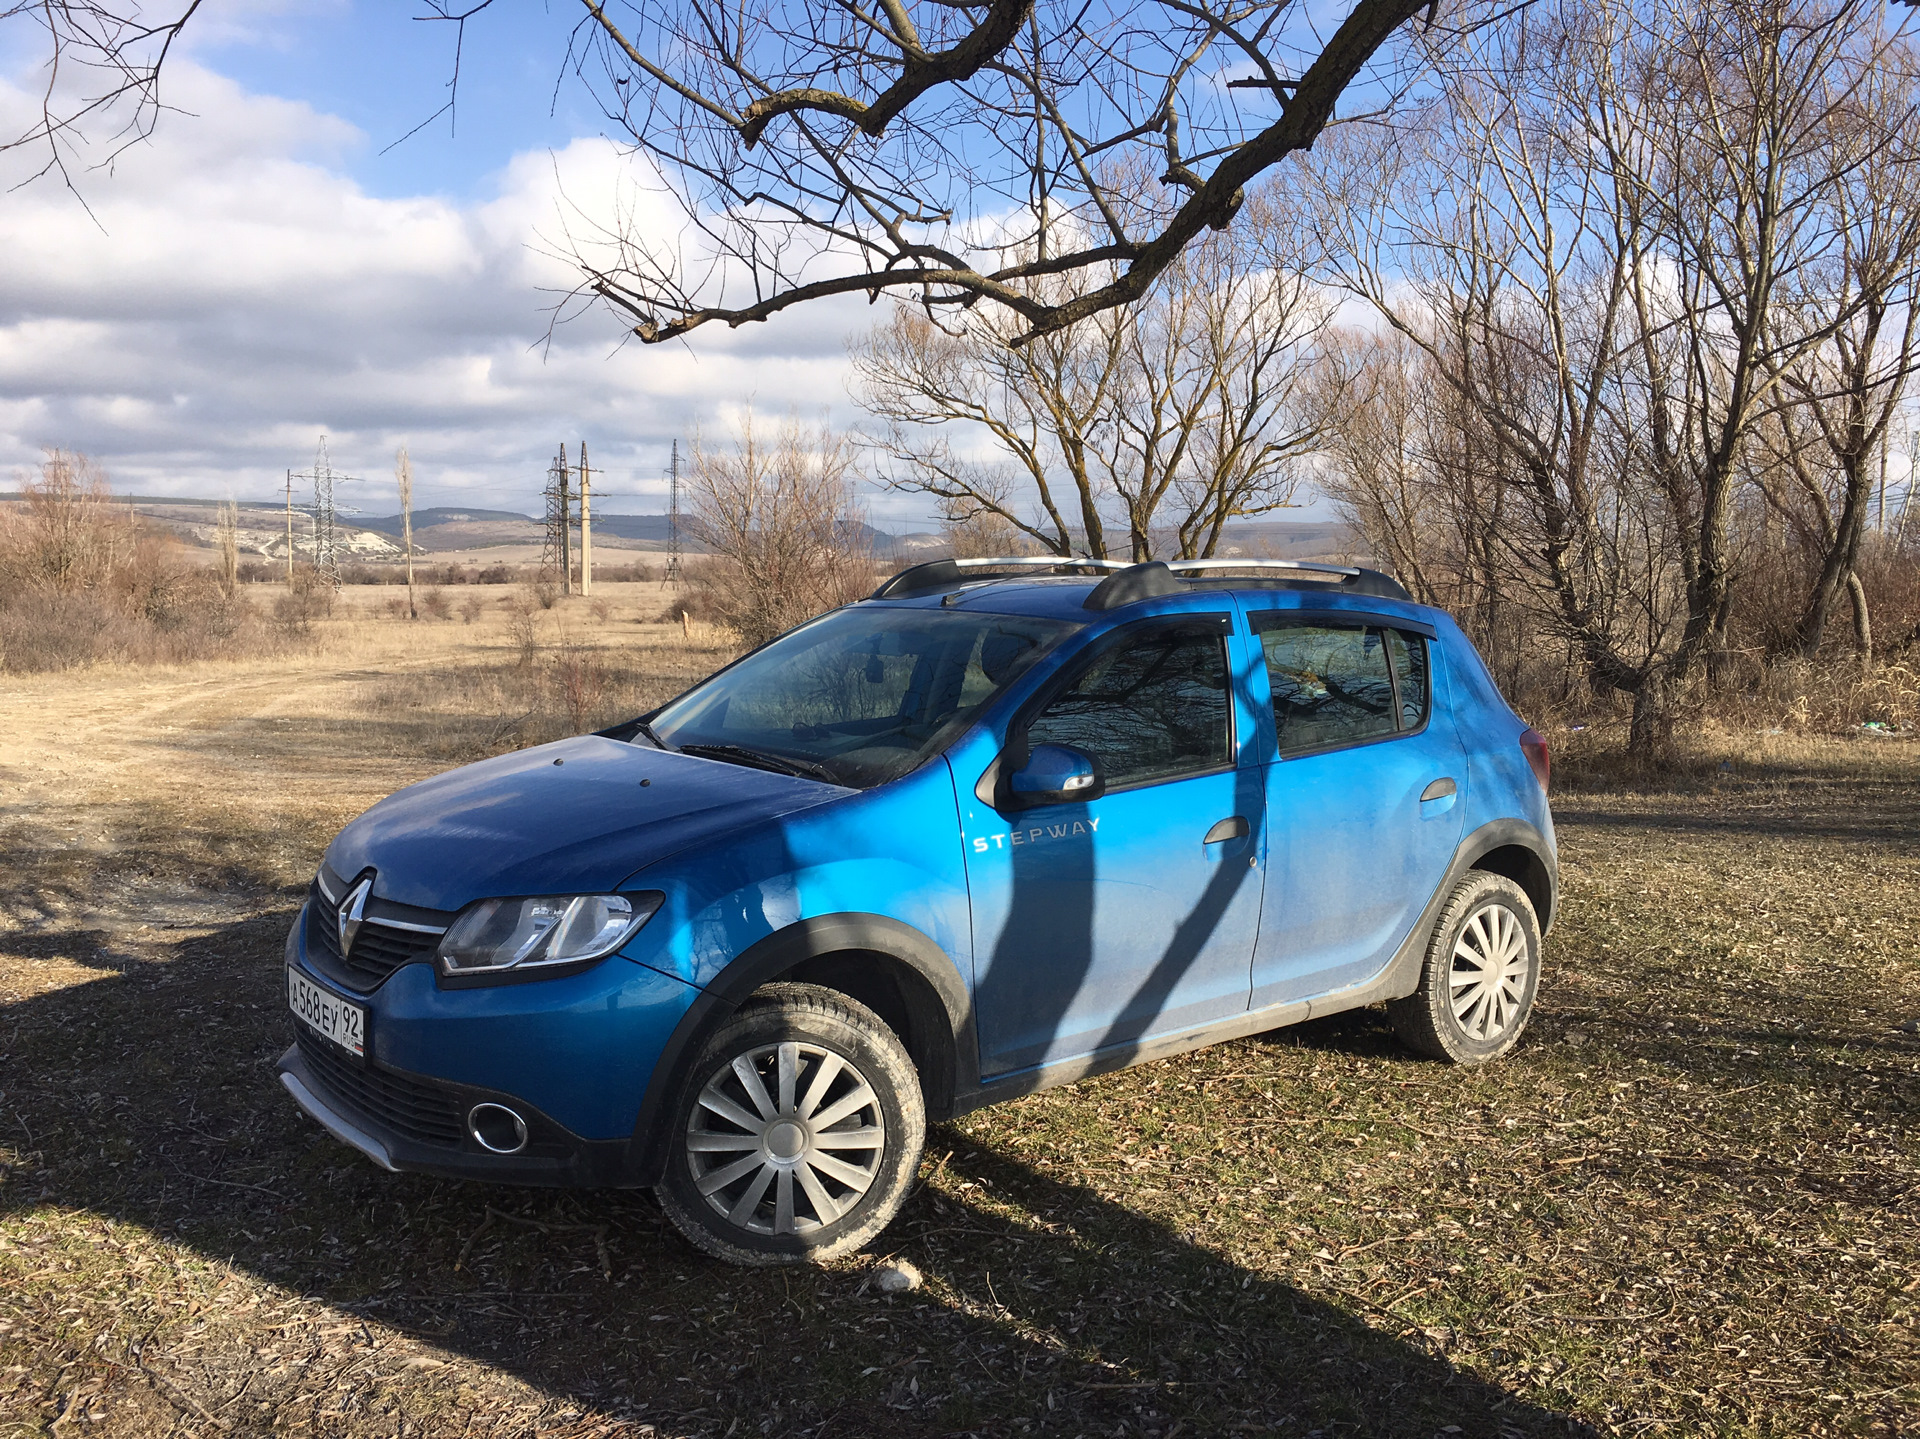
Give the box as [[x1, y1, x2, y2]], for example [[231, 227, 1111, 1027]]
[[655, 983, 926, 1266], [1388, 872, 1541, 1064]]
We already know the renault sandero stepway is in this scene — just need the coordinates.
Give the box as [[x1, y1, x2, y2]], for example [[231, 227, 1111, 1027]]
[[278, 557, 1556, 1265]]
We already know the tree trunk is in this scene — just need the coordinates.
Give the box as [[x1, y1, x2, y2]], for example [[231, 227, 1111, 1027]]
[[1627, 668, 1670, 765], [1847, 569, 1872, 667], [1797, 453, 1874, 658]]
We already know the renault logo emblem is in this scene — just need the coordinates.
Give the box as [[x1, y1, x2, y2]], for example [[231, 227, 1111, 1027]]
[[337, 875, 374, 957]]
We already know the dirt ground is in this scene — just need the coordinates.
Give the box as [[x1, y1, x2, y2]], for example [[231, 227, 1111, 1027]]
[[1, 583, 1916, 1438]]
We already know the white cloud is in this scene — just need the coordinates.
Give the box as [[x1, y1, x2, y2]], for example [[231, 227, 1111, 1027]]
[[0, 60, 889, 518]]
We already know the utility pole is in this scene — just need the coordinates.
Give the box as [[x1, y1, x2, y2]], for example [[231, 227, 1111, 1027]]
[[560, 443, 572, 596], [665, 439, 683, 587], [289, 437, 361, 590], [578, 442, 592, 598], [542, 444, 572, 592]]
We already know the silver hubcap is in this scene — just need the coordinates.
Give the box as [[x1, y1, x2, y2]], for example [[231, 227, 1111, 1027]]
[[1450, 903, 1530, 1041], [685, 1041, 886, 1236]]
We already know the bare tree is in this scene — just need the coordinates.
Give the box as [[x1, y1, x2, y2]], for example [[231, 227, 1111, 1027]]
[[3, 0, 203, 192], [536, 0, 1480, 346], [0, 450, 131, 593], [396, 447, 418, 621], [214, 499, 239, 601], [688, 415, 874, 645], [850, 201, 1332, 560], [1309, 0, 1914, 753], [1752, 54, 1920, 663]]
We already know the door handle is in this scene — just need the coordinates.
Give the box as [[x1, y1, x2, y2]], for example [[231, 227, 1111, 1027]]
[[1421, 778, 1457, 802], [1203, 816, 1249, 844]]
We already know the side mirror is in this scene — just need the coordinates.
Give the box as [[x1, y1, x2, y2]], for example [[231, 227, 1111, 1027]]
[[1008, 744, 1104, 808]]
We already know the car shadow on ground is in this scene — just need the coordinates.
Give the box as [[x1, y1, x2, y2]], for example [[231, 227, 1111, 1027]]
[[1, 908, 1594, 1437]]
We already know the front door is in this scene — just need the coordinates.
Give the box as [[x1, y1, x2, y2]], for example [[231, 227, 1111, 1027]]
[[1247, 612, 1466, 1007], [958, 614, 1264, 1077]]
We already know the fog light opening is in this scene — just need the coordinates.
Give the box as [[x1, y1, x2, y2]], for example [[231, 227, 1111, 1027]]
[[468, 1103, 529, 1154]]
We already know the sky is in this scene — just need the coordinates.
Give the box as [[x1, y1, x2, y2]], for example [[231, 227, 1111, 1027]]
[[0, 0, 906, 523]]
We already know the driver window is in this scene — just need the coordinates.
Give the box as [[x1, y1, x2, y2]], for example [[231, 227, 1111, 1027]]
[[1025, 622, 1232, 789]]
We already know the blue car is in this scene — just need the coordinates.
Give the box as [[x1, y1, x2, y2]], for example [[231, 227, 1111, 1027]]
[[279, 557, 1555, 1265]]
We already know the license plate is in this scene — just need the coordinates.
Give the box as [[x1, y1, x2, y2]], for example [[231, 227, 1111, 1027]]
[[288, 968, 366, 1058]]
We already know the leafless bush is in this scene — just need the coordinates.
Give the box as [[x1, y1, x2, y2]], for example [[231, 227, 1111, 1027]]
[[420, 587, 451, 621], [689, 416, 875, 647], [594, 562, 658, 583], [553, 634, 609, 732], [505, 587, 544, 666], [458, 595, 486, 624], [273, 568, 333, 637], [590, 598, 611, 623], [532, 579, 560, 611], [0, 451, 276, 672]]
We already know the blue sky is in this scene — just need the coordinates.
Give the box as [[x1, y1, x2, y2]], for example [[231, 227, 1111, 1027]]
[[194, 1, 596, 203]]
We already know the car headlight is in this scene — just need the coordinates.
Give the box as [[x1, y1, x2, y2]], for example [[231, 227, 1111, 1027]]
[[435, 892, 663, 979]]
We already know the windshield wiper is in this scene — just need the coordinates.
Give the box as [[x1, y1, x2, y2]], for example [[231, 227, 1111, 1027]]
[[678, 743, 840, 785]]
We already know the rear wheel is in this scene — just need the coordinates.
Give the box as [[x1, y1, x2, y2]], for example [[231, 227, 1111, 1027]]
[[655, 982, 926, 1266], [1388, 872, 1541, 1064]]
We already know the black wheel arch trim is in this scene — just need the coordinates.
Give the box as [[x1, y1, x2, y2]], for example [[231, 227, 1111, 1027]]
[[624, 913, 976, 1186]]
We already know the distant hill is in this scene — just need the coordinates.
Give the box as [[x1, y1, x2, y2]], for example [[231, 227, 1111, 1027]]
[[3, 493, 1355, 567]]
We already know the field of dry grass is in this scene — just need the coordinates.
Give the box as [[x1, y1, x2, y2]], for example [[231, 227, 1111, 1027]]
[[1, 584, 1916, 1438]]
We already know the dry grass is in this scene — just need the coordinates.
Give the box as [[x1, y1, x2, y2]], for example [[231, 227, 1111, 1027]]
[[1, 593, 1916, 1438]]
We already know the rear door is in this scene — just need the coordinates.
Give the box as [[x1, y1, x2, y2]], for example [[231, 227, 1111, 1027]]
[[1244, 610, 1465, 1008]]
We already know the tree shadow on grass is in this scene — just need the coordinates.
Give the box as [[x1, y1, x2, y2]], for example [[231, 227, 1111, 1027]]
[[0, 909, 1596, 1438]]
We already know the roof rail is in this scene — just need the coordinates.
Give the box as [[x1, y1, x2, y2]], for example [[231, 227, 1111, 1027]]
[[870, 553, 1415, 606], [1161, 558, 1360, 578], [1085, 558, 1413, 609], [870, 556, 1128, 599]]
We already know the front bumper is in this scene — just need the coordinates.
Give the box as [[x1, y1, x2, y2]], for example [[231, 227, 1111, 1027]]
[[277, 907, 700, 1187], [276, 1041, 635, 1186]]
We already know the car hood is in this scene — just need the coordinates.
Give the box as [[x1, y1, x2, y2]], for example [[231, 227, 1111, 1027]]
[[324, 735, 848, 911]]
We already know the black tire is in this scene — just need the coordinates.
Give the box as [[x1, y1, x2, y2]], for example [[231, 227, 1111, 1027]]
[[1388, 872, 1541, 1064], [654, 982, 926, 1266]]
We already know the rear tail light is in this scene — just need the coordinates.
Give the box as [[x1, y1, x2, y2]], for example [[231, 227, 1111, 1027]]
[[1519, 728, 1550, 793]]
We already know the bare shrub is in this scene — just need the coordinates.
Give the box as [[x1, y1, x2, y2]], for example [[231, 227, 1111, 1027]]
[[689, 416, 874, 647], [533, 579, 560, 610], [505, 587, 544, 666], [0, 451, 280, 672], [0, 589, 123, 672], [593, 561, 657, 583], [420, 587, 451, 620], [553, 634, 608, 731], [476, 563, 513, 585], [590, 598, 611, 623], [458, 595, 485, 624], [274, 568, 332, 637]]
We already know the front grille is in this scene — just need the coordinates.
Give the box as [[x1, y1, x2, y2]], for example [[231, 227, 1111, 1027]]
[[296, 1029, 467, 1149], [307, 881, 442, 991]]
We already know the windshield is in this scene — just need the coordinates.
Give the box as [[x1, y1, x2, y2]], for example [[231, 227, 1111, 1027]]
[[650, 605, 1078, 788]]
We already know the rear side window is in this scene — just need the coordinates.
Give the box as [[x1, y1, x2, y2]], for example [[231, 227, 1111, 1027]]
[[1025, 621, 1232, 788], [1386, 629, 1429, 731], [1254, 619, 1431, 757]]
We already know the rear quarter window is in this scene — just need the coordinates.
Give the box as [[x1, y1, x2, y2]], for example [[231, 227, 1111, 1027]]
[[1253, 617, 1433, 757]]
